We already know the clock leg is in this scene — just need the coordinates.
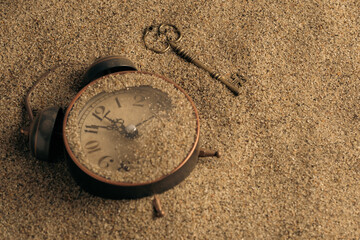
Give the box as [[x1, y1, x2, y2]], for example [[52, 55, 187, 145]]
[[152, 194, 165, 218], [198, 148, 220, 158]]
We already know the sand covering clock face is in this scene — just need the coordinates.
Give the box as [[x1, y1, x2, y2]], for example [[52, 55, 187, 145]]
[[65, 72, 198, 183]]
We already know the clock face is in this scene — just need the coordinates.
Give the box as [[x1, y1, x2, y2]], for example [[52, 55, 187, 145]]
[[78, 86, 171, 176], [64, 72, 199, 185]]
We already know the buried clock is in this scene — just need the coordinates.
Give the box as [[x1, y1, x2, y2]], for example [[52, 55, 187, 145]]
[[23, 56, 219, 215], [63, 70, 200, 199]]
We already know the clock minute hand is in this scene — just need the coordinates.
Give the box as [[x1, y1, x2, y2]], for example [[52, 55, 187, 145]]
[[136, 115, 155, 127], [118, 116, 155, 139]]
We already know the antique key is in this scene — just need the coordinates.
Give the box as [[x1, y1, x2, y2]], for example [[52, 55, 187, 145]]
[[143, 24, 245, 96]]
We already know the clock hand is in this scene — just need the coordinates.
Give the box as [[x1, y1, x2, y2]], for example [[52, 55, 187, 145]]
[[122, 115, 155, 138], [103, 115, 126, 132], [136, 115, 155, 127], [113, 118, 126, 131], [103, 114, 148, 138], [85, 124, 117, 130]]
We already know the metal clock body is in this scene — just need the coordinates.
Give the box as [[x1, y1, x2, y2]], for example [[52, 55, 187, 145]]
[[63, 71, 200, 199]]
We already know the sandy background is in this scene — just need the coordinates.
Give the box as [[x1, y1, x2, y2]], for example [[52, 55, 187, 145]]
[[1, 0, 360, 239]]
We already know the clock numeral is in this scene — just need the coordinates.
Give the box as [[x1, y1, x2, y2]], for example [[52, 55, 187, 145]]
[[98, 156, 129, 171], [84, 125, 98, 134], [115, 97, 121, 108], [84, 140, 101, 154], [98, 156, 114, 168], [133, 95, 145, 107], [92, 106, 110, 121]]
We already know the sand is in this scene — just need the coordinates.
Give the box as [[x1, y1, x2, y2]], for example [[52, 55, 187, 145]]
[[1, 0, 360, 239]]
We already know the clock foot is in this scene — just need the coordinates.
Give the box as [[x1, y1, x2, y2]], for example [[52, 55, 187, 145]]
[[153, 194, 165, 218], [198, 148, 220, 158]]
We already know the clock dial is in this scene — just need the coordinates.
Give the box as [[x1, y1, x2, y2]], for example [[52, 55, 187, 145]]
[[64, 71, 199, 189], [78, 86, 172, 178]]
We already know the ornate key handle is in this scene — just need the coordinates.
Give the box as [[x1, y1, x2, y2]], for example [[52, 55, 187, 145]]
[[143, 24, 181, 53], [143, 24, 241, 96]]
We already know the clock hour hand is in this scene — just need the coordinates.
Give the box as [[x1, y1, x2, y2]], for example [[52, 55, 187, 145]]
[[113, 118, 127, 134], [85, 124, 116, 131], [104, 116, 139, 139], [86, 115, 126, 132], [103, 115, 126, 132]]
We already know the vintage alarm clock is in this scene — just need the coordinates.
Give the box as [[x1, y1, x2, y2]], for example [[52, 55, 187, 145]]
[[23, 56, 219, 207]]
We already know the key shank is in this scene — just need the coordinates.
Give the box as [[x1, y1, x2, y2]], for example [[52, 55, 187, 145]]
[[168, 41, 240, 96]]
